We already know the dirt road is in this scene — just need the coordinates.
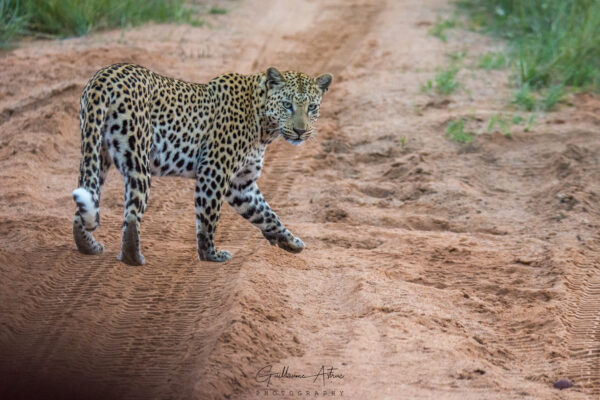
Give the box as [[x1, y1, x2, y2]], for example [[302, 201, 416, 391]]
[[1, 0, 599, 399]]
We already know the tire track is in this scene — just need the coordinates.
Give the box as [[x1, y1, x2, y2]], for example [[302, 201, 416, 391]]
[[0, 81, 83, 126], [564, 244, 600, 397]]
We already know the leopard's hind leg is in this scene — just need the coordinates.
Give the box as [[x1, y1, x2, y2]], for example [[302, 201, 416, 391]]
[[73, 145, 111, 254], [73, 85, 111, 255], [117, 172, 151, 266], [108, 110, 152, 266]]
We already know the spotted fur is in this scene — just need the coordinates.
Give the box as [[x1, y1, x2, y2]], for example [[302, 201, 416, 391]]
[[72, 63, 332, 265]]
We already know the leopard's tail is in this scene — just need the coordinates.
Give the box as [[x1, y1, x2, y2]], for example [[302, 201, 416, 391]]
[[73, 78, 109, 232], [72, 187, 98, 230]]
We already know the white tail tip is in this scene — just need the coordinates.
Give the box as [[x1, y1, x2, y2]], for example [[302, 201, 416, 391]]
[[73, 188, 98, 230]]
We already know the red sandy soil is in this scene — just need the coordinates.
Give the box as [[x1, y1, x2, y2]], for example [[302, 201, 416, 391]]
[[1, 0, 599, 399]]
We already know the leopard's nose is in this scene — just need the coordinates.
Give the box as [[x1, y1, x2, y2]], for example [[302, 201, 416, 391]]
[[293, 128, 306, 135]]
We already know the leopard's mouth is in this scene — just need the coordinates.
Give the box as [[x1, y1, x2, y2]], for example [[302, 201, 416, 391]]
[[281, 128, 310, 146], [286, 138, 304, 146], [282, 133, 305, 146]]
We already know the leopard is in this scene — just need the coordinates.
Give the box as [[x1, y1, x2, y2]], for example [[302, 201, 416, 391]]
[[72, 63, 333, 265]]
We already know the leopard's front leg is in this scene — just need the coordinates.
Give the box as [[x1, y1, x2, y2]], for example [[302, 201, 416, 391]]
[[195, 164, 232, 262], [226, 181, 305, 254]]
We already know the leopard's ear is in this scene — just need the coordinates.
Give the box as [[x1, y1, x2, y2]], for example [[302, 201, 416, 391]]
[[266, 67, 284, 89], [316, 73, 333, 93]]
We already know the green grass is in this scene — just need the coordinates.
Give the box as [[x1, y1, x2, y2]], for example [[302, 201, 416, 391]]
[[524, 113, 535, 132], [434, 64, 460, 95], [446, 119, 474, 143], [478, 51, 507, 70], [511, 82, 565, 111], [428, 17, 456, 42], [511, 114, 523, 125], [422, 64, 461, 96], [512, 83, 536, 111], [447, 50, 467, 63], [541, 84, 565, 111], [209, 6, 227, 15], [487, 112, 537, 136], [0, 0, 28, 47], [0, 0, 199, 46], [487, 113, 513, 137], [459, 0, 600, 92]]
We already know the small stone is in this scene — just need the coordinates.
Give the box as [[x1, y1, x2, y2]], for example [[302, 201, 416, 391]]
[[553, 378, 573, 390]]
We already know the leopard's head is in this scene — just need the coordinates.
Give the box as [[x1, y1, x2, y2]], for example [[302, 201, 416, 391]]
[[263, 67, 333, 145]]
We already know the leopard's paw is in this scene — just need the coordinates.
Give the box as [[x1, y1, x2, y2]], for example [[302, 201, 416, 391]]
[[118, 220, 145, 266], [277, 234, 305, 254], [199, 249, 232, 262], [73, 220, 104, 255], [117, 250, 145, 266]]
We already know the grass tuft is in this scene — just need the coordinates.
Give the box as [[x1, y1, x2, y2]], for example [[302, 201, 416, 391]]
[[487, 113, 514, 137], [512, 82, 565, 112], [0, 0, 29, 48], [0, 0, 200, 46], [422, 64, 461, 96], [541, 84, 564, 111], [478, 51, 507, 70], [447, 50, 467, 63], [487, 112, 538, 137], [459, 0, 600, 92], [428, 17, 456, 42], [512, 83, 536, 111], [524, 113, 535, 132], [446, 119, 474, 143], [434, 64, 460, 95], [209, 6, 227, 15]]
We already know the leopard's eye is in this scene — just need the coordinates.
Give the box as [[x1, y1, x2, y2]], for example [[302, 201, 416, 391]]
[[282, 101, 293, 111], [308, 103, 318, 112]]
